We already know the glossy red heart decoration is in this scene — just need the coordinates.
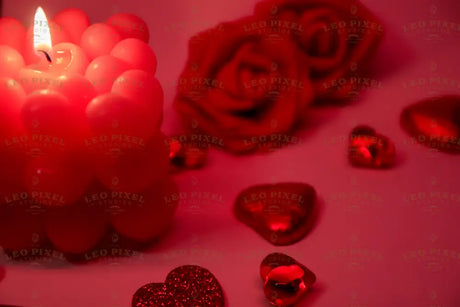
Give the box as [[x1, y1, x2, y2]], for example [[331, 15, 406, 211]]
[[348, 125, 395, 168], [261, 253, 316, 307], [400, 95, 460, 153], [234, 182, 316, 245], [132, 265, 225, 307], [168, 137, 207, 171]]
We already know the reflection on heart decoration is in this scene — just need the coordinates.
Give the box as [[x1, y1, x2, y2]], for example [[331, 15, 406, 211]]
[[348, 125, 395, 168], [234, 182, 316, 245], [132, 265, 224, 307], [261, 253, 316, 307], [400, 95, 460, 153]]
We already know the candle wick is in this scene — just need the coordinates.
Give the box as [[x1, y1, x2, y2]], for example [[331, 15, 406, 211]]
[[38, 50, 52, 63]]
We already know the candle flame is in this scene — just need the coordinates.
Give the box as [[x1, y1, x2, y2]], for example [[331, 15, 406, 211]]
[[33, 7, 52, 53]]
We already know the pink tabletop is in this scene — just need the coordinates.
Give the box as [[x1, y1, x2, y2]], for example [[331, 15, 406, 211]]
[[1, 0, 459, 306]]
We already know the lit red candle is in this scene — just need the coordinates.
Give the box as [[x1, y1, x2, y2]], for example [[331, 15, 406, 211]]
[[0, 5, 163, 163], [0, 6, 169, 251]]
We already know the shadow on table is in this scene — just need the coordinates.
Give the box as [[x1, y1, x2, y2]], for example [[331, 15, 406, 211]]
[[299, 281, 327, 306], [0, 226, 167, 268]]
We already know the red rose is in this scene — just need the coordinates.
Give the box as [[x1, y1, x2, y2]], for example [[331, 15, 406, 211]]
[[174, 17, 313, 154], [254, 0, 383, 100]]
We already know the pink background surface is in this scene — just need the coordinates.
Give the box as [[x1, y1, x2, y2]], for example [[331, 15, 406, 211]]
[[1, 0, 460, 306]]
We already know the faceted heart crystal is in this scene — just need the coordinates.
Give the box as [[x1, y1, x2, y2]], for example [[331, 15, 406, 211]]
[[265, 265, 307, 307], [234, 182, 316, 245], [261, 253, 316, 307], [348, 125, 395, 168], [400, 95, 460, 153], [168, 137, 207, 171]]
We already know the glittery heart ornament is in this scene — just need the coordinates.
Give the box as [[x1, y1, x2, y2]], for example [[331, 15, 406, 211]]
[[234, 182, 316, 245], [261, 253, 316, 307], [132, 265, 225, 307], [348, 125, 395, 168], [400, 95, 460, 153]]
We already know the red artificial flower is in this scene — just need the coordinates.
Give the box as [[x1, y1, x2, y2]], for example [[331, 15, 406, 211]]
[[174, 17, 314, 154], [254, 0, 384, 100], [175, 0, 383, 154]]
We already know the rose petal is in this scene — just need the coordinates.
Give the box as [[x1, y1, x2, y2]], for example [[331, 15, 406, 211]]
[[255, 0, 383, 100], [175, 16, 313, 153]]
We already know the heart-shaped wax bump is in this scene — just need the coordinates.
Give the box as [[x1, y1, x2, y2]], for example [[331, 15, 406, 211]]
[[110, 177, 179, 243], [400, 95, 460, 153], [348, 125, 395, 168], [132, 265, 225, 307], [234, 182, 316, 245], [261, 253, 316, 307]]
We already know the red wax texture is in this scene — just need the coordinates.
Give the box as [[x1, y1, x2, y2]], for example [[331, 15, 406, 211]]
[[85, 92, 156, 142], [48, 43, 89, 75], [0, 11, 167, 254], [0, 17, 26, 53], [17, 67, 55, 93], [0, 205, 45, 250], [24, 152, 92, 207], [49, 74, 97, 110], [21, 89, 83, 149], [53, 8, 91, 44], [80, 23, 121, 60], [111, 38, 157, 74], [85, 55, 130, 94], [0, 77, 26, 138], [0, 45, 25, 78], [105, 13, 150, 42], [112, 69, 163, 125], [111, 178, 178, 242], [93, 133, 170, 193], [45, 202, 108, 254]]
